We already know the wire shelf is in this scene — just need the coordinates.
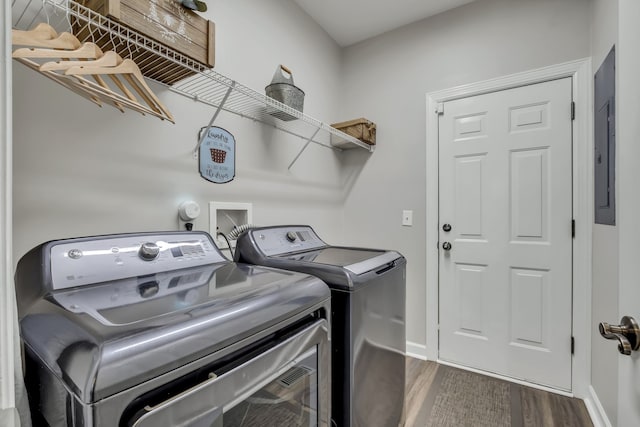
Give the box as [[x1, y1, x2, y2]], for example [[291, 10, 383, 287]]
[[11, 0, 375, 163]]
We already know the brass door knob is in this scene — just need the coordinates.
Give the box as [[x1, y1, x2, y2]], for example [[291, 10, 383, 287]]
[[599, 316, 640, 355]]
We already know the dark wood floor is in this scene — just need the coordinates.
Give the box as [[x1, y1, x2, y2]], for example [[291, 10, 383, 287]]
[[403, 358, 593, 427]]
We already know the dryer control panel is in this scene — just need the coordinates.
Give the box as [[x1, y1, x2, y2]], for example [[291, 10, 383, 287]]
[[49, 232, 226, 290], [249, 226, 326, 256]]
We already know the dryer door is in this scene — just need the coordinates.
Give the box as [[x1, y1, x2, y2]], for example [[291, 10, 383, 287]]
[[124, 319, 330, 427]]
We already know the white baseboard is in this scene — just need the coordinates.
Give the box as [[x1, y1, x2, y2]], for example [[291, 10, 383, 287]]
[[406, 341, 427, 360], [583, 385, 612, 427]]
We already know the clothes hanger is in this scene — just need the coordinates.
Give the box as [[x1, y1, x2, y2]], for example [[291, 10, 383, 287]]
[[38, 49, 120, 72], [13, 57, 105, 108], [65, 59, 175, 123], [15, 56, 148, 116], [15, 52, 163, 119], [108, 74, 140, 105], [13, 24, 104, 109], [107, 59, 175, 123], [14, 45, 128, 113], [91, 74, 127, 113], [47, 51, 145, 114], [67, 65, 172, 121], [12, 30, 82, 50], [72, 75, 170, 120], [12, 24, 171, 121], [13, 42, 104, 62], [16, 56, 151, 116], [11, 23, 57, 44]]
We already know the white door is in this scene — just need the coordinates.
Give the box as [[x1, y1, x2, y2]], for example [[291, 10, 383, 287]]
[[438, 78, 573, 390], [616, 1, 640, 424]]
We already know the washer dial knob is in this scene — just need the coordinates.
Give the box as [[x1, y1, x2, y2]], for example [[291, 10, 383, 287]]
[[139, 242, 160, 261], [286, 231, 297, 242]]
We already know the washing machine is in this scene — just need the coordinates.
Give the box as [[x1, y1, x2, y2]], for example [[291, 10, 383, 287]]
[[234, 225, 406, 427], [14, 231, 331, 427]]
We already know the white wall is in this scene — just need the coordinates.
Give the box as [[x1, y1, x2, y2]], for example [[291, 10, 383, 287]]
[[339, 0, 592, 348], [11, 0, 357, 264], [589, 0, 619, 424]]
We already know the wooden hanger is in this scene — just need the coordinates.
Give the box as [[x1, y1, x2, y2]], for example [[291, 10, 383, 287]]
[[109, 59, 174, 122], [13, 57, 104, 108], [15, 56, 152, 116], [15, 51, 159, 118], [72, 75, 170, 120], [47, 51, 140, 114], [108, 74, 140, 104], [14, 42, 104, 61], [65, 59, 174, 123], [12, 30, 81, 50], [15, 57, 147, 116], [17, 46, 128, 113], [30, 47, 135, 114], [65, 60, 169, 120], [11, 23, 57, 44], [38, 49, 120, 72], [88, 72, 127, 114], [12, 24, 172, 122]]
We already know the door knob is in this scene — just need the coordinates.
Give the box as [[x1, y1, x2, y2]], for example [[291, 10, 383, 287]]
[[442, 224, 452, 232], [442, 242, 452, 251], [599, 316, 640, 355]]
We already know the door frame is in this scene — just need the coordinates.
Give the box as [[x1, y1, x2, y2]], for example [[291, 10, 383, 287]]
[[1, 0, 16, 418], [425, 58, 593, 398]]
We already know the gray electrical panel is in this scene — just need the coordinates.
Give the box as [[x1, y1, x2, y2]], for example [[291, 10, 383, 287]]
[[594, 46, 616, 225]]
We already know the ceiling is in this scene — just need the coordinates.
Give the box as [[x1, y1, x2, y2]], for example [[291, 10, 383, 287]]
[[292, 0, 476, 47]]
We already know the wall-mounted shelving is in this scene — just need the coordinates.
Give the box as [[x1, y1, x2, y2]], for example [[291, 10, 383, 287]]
[[11, 0, 374, 168]]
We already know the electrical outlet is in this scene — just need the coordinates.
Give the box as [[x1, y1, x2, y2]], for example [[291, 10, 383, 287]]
[[402, 210, 413, 226]]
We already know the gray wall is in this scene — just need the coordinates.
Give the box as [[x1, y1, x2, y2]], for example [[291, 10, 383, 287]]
[[590, 0, 619, 424], [12, 0, 357, 264], [339, 0, 592, 347]]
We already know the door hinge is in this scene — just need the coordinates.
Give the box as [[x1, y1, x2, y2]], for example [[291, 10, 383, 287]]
[[572, 219, 576, 238], [571, 336, 575, 354], [436, 103, 444, 115], [571, 102, 575, 120]]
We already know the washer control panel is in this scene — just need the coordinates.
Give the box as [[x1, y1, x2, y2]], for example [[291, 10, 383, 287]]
[[50, 232, 225, 290], [250, 226, 326, 256]]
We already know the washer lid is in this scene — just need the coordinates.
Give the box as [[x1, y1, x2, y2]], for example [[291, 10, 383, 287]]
[[277, 247, 399, 275]]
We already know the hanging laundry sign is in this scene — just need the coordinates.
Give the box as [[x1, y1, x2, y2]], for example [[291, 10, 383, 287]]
[[198, 126, 236, 183]]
